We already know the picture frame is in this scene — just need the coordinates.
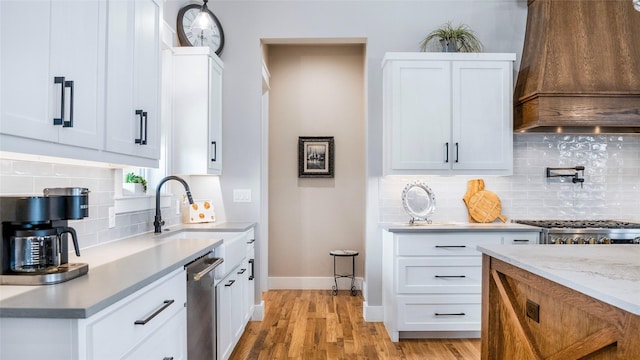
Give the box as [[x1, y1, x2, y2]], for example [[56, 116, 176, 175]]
[[298, 136, 334, 178]]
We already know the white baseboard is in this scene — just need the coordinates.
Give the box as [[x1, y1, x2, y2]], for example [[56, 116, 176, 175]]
[[363, 302, 384, 322], [251, 300, 265, 321], [268, 276, 362, 290]]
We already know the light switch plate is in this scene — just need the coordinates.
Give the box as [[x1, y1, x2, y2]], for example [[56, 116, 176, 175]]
[[233, 189, 252, 203]]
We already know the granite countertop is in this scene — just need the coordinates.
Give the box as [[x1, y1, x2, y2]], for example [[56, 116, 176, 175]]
[[478, 244, 640, 316], [383, 221, 541, 233], [0, 222, 255, 319]]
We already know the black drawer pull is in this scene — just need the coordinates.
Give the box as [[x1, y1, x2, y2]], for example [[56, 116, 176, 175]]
[[247, 239, 255, 244], [445, 142, 449, 163], [435, 245, 466, 248], [134, 299, 175, 325], [225, 279, 236, 287], [238, 268, 246, 275], [63, 80, 74, 128], [249, 258, 255, 280], [435, 312, 465, 316], [513, 239, 530, 243], [163, 358, 174, 360], [211, 141, 217, 162], [435, 275, 466, 278]]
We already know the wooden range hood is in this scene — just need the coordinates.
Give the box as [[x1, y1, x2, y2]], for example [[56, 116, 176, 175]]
[[514, 0, 640, 133]]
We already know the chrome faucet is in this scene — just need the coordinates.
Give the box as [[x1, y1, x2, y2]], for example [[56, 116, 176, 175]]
[[154, 175, 194, 233]]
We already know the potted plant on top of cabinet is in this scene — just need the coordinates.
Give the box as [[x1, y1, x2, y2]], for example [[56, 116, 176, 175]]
[[419, 22, 483, 52]]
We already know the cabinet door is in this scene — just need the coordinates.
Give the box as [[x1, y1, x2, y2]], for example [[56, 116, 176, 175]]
[[105, 0, 161, 160], [388, 60, 451, 170], [0, 1, 56, 142], [172, 48, 223, 175], [0, 0, 104, 150], [452, 60, 512, 171], [217, 272, 236, 360], [52, 0, 105, 150], [208, 56, 223, 173]]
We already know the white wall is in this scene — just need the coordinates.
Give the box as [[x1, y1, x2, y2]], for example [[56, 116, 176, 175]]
[[164, 0, 529, 315]]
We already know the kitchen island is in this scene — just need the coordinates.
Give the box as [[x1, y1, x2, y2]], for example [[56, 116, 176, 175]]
[[478, 244, 640, 359]]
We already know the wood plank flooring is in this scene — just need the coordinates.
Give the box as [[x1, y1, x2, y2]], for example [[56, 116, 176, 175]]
[[229, 290, 480, 360]]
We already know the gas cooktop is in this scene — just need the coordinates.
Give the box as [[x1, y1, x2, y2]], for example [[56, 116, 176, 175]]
[[513, 220, 640, 229]]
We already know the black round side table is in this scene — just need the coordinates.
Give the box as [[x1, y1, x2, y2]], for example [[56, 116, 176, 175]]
[[329, 249, 359, 296]]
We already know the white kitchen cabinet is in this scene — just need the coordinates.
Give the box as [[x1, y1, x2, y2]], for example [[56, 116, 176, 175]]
[[383, 53, 516, 175], [104, 0, 162, 161], [215, 229, 256, 360], [172, 47, 223, 175], [0, 267, 187, 360], [0, 0, 105, 150], [382, 229, 539, 342]]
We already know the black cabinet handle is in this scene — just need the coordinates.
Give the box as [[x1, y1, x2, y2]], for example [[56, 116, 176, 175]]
[[211, 141, 217, 162], [435, 245, 466, 248], [445, 142, 449, 163], [142, 111, 148, 145], [238, 268, 246, 275], [63, 80, 74, 128], [435, 312, 465, 316], [247, 239, 255, 244], [455, 142, 459, 163], [134, 299, 175, 325], [225, 279, 235, 287], [249, 258, 255, 281], [135, 109, 144, 144], [53, 77, 65, 126], [163, 358, 174, 360], [435, 275, 466, 278], [513, 239, 530, 243]]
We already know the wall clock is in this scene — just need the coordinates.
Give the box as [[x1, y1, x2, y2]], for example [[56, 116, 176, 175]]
[[177, 2, 225, 55]]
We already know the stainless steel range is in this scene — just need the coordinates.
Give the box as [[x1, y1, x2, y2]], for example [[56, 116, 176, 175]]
[[512, 220, 640, 245]]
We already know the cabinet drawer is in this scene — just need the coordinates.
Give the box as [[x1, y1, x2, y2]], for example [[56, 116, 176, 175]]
[[397, 294, 481, 331], [122, 307, 187, 360], [85, 268, 187, 359], [396, 233, 501, 256], [397, 257, 481, 294], [503, 231, 540, 245]]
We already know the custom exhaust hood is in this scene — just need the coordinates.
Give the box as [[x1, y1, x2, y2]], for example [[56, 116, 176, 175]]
[[514, 0, 640, 133]]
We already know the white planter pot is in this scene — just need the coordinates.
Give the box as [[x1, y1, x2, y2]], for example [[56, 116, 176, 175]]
[[123, 183, 146, 196]]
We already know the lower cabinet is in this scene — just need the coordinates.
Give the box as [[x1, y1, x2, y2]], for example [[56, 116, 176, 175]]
[[382, 229, 539, 342], [0, 267, 187, 360], [216, 228, 256, 360]]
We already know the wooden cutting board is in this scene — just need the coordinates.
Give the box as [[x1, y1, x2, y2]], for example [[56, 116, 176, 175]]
[[463, 179, 485, 222], [468, 190, 507, 223]]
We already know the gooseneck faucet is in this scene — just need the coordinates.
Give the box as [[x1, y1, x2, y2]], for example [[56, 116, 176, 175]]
[[154, 175, 194, 233]]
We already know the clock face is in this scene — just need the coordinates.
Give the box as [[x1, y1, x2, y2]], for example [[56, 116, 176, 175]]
[[177, 4, 225, 55]]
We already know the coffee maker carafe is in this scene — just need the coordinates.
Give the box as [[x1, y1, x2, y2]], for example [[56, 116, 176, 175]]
[[0, 187, 89, 285]]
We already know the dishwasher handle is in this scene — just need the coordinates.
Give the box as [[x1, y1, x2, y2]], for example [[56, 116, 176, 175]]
[[193, 257, 224, 281]]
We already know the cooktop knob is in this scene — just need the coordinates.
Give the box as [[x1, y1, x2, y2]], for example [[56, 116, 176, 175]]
[[598, 237, 611, 244], [587, 237, 597, 244], [633, 237, 640, 245], [574, 237, 584, 244]]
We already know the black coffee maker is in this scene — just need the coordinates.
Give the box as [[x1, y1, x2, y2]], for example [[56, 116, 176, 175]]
[[0, 187, 89, 285]]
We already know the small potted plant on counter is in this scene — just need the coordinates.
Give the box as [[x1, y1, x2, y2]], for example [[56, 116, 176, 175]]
[[419, 21, 483, 53], [124, 172, 147, 195]]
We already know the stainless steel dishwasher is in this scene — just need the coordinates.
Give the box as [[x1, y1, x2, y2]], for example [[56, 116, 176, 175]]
[[185, 252, 224, 360]]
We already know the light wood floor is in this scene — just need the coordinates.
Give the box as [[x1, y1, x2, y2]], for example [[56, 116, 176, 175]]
[[229, 290, 481, 360]]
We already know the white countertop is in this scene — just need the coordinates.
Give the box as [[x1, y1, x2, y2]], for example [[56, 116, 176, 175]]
[[383, 221, 541, 232], [477, 244, 640, 316], [0, 222, 254, 318]]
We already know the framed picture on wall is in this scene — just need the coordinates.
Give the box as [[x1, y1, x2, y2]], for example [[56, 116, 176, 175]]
[[298, 136, 334, 178]]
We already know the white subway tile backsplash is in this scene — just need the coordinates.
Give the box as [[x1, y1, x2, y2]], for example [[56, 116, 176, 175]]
[[380, 134, 640, 223], [0, 159, 184, 250]]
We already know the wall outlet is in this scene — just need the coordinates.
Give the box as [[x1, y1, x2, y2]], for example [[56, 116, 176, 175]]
[[108, 207, 116, 228], [526, 299, 540, 323], [233, 189, 252, 203]]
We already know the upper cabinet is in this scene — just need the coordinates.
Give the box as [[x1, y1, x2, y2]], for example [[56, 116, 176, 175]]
[[104, 0, 162, 161], [0, 0, 105, 150], [172, 47, 223, 175], [0, 0, 162, 167], [383, 53, 515, 176]]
